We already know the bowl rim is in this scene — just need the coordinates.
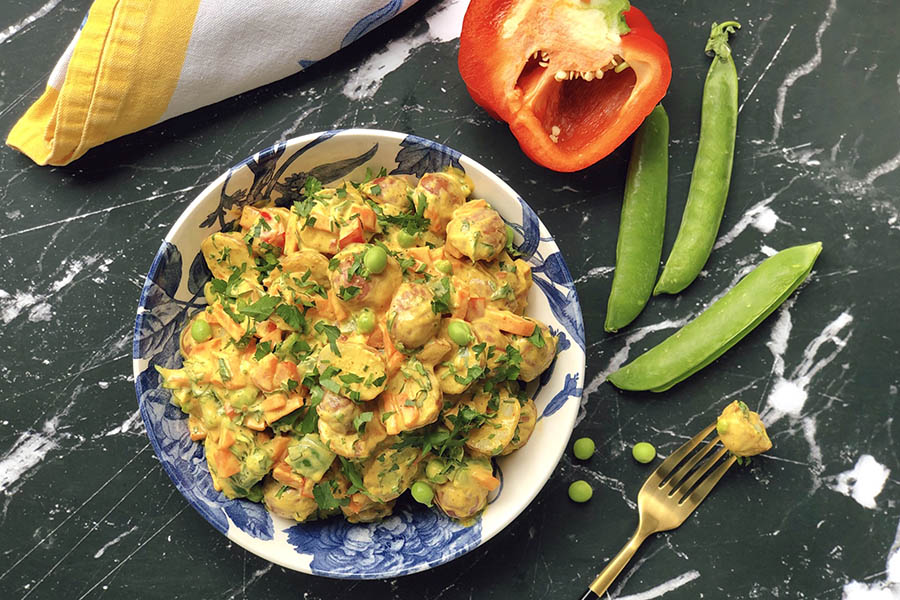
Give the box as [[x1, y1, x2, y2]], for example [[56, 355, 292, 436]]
[[132, 128, 586, 578]]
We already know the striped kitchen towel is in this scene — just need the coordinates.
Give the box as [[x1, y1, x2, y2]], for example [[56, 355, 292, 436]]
[[7, 0, 418, 166]]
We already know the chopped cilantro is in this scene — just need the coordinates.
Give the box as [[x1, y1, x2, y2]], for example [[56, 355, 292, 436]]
[[253, 341, 272, 361], [275, 304, 306, 332], [430, 277, 452, 314], [314, 321, 342, 356], [353, 411, 373, 434], [217, 358, 232, 382], [238, 295, 281, 321], [312, 480, 347, 510], [526, 323, 545, 348]]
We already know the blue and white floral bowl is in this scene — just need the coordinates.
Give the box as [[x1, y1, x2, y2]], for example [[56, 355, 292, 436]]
[[132, 129, 585, 578]]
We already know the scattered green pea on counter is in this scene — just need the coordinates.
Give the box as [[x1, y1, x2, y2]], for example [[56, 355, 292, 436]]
[[632, 442, 656, 464], [568, 480, 593, 503], [573, 437, 595, 460]]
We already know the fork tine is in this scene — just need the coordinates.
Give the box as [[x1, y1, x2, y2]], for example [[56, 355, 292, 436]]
[[672, 445, 729, 499], [662, 435, 722, 492], [679, 452, 737, 506], [642, 423, 716, 490]]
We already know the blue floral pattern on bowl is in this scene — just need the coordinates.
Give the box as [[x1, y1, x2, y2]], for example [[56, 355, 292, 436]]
[[133, 129, 585, 579]]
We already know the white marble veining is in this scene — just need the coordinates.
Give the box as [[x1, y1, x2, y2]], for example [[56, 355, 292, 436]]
[[827, 455, 891, 510], [342, 0, 469, 100]]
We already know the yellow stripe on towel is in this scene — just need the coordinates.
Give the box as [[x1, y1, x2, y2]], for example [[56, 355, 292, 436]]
[[7, 0, 200, 166]]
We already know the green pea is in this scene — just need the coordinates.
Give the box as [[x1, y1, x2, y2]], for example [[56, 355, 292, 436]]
[[411, 481, 434, 506], [435, 259, 453, 274], [505, 225, 515, 248], [608, 242, 822, 392], [356, 309, 376, 334], [605, 105, 668, 333], [447, 320, 472, 346], [364, 245, 387, 274], [632, 442, 656, 464], [191, 318, 212, 342], [654, 22, 741, 295], [425, 458, 449, 484], [568, 480, 593, 503], [573, 437, 595, 460], [397, 230, 416, 248]]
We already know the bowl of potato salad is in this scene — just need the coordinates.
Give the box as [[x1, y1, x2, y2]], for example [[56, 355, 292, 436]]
[[133, 129, 585, 578]]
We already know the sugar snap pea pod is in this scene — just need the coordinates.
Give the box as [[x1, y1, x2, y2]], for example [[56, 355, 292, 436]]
[[654, 21, 741, 295], [605, 105, 669, 333], [608, 242, 822, 392]]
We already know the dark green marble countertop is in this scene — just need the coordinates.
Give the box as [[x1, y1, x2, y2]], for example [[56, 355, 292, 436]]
[[1, 0, 898, 598]]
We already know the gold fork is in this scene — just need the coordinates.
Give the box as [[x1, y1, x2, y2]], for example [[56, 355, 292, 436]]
[[579, 423, 736, 599]]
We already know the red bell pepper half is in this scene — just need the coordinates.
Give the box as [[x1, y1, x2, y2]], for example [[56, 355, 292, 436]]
[[458, 0, 672, 172]]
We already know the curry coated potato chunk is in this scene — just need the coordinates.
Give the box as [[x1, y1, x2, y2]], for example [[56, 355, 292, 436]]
[[201, 232, 255, 280], [379, 359, 442, 435], [449, 386, 521, 457], [417, 167, 473, 235], [360, 175, 414, 211], [445, 200, 507, 262], [262, 476, 322, 522], [388, 282, 441, 349], [362, 446, 421, 503], [434, 458, 495, 521], [330, 243, 402, 311], [500, 398, 536, 455], [316, 340, 387, 401], [509, 318, 558, 382]]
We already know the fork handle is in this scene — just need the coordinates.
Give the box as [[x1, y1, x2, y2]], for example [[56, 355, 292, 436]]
[[579, 529, 650, 598]]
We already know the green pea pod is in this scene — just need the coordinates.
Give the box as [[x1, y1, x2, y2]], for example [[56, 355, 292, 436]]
[[605, 105, 669, 333], [608, 242, 822, 392], [654, 21, 740, 295]]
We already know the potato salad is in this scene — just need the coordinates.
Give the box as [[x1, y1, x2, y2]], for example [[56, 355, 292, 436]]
[[157, 167, 558, 524]]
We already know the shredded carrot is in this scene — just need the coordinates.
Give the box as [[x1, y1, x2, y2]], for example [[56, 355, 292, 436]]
[[366, 326, 384, 349], [269, 435, 291, 463], [471, 469, 501, 491], [386, 352, 405, 377], [261, 393, 286, 412], [264, 394, 303, 425], [187, 415, 207, 441], [451, 287, 470, 319], [314, 295, 336, 320], [210, 303, 247, 341], [216, 448, 241, 478], [219, 427, 236, 449], [272, 462, 306, 489], [406, 246, 432, 266], [485, 308, 536, 337], [350, 204, 377, 231], [283, 212, 299, 254], [244, 414, 266, 431]]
